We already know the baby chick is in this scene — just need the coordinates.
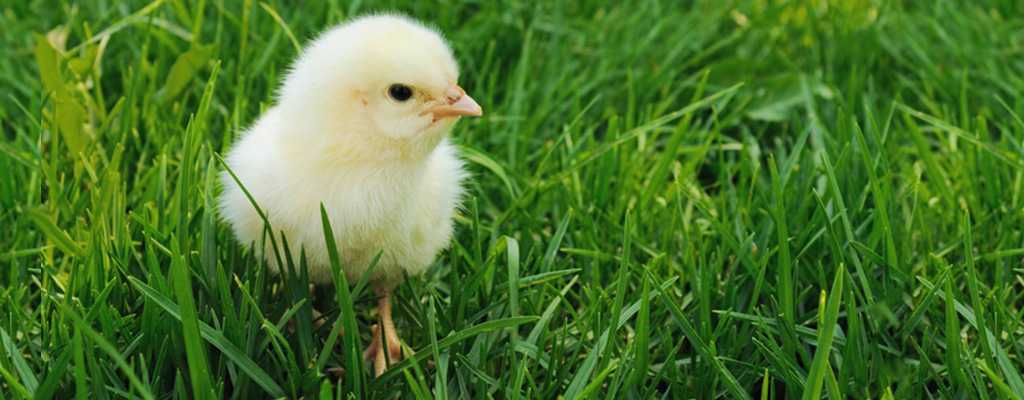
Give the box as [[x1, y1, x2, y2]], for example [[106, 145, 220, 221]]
[[219, 14, 482, 375]]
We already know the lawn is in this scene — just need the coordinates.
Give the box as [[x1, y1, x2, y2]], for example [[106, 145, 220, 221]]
[[2, 0, 1024, 398]]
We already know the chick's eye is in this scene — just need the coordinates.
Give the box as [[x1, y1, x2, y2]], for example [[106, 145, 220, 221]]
[[388, 84, 413, 102]]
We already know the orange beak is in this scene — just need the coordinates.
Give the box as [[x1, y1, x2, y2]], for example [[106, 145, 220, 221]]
[[428, 84, 483, 119]]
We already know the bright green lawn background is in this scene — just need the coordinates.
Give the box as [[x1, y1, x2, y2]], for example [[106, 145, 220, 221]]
[[2, 0, 1024, 398]]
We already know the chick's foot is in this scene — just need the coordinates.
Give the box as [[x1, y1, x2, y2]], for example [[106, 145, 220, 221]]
[[364, 323, 403, 376], [363, 290, 404, 376]]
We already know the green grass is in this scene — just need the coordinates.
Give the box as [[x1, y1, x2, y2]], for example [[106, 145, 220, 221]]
[[2, 0, 1024, 398]]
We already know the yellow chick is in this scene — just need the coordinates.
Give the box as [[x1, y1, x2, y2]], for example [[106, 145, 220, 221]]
[[219, 14, 482, 375]]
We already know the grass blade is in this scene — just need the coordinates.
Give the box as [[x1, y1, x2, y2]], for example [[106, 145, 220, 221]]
[[51, 301, 155, 400], [320, 204, 366, 395], [0, 328, 38, 395], [170, 253, 216, 399], [126, 277, 285, 398], [802, 264, 845, 400]]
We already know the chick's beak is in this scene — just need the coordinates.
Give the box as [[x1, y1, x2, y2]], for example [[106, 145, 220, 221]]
[[429, 85, 483, 119]]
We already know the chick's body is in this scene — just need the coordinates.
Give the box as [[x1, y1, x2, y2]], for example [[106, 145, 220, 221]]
[[220, 110, 465, 285], [218, 14, 482, 374]]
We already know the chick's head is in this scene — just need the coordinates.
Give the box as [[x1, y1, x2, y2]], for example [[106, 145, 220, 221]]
[[278, 14, 482, 161]]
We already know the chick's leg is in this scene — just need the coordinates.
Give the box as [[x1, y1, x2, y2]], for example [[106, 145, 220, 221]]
[[363, 287, 403, 376], [310, 284, 327, 330]]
